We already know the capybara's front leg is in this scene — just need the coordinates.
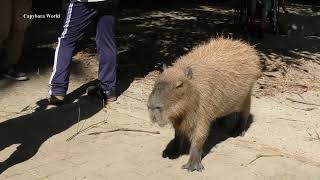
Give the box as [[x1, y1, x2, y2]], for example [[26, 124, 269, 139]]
[[182, 146, 204, 172], [182, 124, 209, 172]]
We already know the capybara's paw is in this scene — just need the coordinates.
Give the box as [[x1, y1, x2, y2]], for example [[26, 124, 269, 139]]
[[181, 160, 204, 172], [162, 147, 180, 159]]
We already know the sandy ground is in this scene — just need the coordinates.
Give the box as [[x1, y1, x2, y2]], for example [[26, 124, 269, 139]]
[[1, 2, 320, 180]]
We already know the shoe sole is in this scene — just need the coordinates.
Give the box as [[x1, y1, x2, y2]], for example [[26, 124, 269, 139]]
[[89, 95, 117, 103], [86, 87, 117, 102], [48, 101, 64, 106], [107, 97, 117, 102], [48, 99, 64, 105], [2, 74, 29, 81], [48, 96, 65, 106]]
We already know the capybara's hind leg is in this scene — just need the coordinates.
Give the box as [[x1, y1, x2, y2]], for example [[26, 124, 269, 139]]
[[238, 93, 251, 136], [182, 124, 208, 172]]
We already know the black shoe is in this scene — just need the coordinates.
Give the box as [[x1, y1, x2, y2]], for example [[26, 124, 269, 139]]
[[48, 95, 65, 105], [86, 85, 117, 102], [1, 68, 28, 81]]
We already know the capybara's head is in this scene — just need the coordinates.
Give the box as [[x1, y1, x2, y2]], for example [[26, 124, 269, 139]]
[[148, 67, 198, 127]]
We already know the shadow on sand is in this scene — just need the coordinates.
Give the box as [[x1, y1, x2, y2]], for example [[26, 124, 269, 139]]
[[162, 113, 254, 161], [0, 81, 104, 174]]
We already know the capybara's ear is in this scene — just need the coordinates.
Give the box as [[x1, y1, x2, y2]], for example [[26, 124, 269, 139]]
[[184, 67, 193, 79], [175, 80, 183, 88]]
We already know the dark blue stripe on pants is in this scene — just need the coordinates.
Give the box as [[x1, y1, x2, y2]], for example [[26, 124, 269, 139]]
[[49, 2, 117, 96]]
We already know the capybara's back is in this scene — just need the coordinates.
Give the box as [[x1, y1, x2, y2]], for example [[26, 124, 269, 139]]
[[148, 37, 261, 172], [172, 37, 261, 118]]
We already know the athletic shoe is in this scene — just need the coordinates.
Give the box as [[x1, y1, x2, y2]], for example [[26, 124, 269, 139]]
[[47, 95, 65, 105], [1, 68, 28, 81], [86, 85, 117, 102]]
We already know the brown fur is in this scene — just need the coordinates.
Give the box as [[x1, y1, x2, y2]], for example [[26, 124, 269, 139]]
[[148, 37, 261, 172]]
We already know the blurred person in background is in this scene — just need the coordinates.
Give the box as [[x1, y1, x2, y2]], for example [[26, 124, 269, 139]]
[[249, 0, 272, 38], [0, 0, 32, 81]]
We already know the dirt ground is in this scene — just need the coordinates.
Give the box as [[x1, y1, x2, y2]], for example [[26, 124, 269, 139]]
[[1, 2, 320, 180]]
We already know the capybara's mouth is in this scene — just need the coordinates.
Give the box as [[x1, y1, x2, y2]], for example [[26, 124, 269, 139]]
[[156, 120, 168, 127], [152, 117, 169, 127], [148, 110, 158, 122], [149, 110, 169, 127]]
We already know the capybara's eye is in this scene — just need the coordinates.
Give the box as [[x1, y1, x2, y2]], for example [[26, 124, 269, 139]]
[[154, 106, 161, 110]]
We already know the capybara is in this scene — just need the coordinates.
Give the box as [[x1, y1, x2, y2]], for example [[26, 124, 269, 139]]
[[147, 37, 261, 172]]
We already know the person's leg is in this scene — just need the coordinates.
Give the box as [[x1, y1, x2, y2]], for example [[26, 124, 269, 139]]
[[1, 0, 32, 80], [87, 2, 117, 102], [261, 7, 268, 30], [247, 0, 257, 33], [249, 0, 257, 21], [279, 0, 288, 13], [96, 15, 117, 94], [0, 0, 12, 48], [261, 0, 272, 29], [1, 31, 29, 80], [49, 2, 97, 98], [0, 0, 12, 72]]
